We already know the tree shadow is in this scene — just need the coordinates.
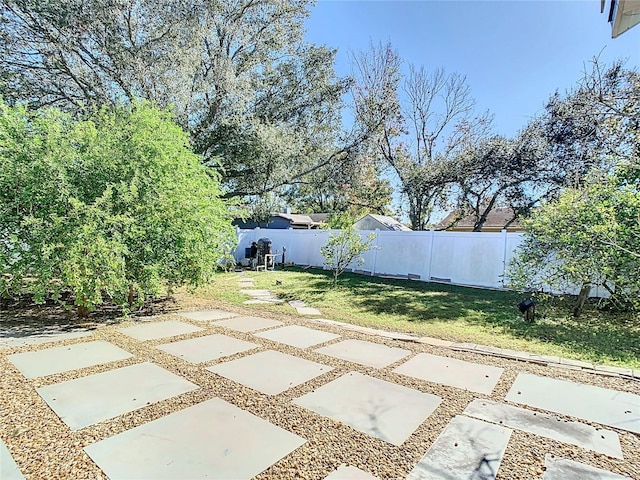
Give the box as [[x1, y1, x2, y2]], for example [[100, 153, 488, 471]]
[[281, 268, 640, 366]]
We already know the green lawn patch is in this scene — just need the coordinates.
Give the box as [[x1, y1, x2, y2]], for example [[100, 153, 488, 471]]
[[203, 267, 640, 369]]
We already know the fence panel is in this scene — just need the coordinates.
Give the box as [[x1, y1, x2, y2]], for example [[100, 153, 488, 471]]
[[233, 228, 606, 296]]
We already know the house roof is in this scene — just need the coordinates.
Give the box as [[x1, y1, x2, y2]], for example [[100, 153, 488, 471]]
[[356, 214, 412, 231], [436, 207, 524, 231], [274, 213, 318, 226]]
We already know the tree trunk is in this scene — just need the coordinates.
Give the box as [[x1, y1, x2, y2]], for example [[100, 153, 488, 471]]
[[77, 305, 89, 318], [573, 283, 591, 317], [128, 284, 135, 306]]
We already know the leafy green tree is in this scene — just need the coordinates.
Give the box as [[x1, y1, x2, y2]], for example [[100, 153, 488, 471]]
[[508, 167, 640, 316], [0, 0, 397, 204], [0, 101, 234, 316], [321, 228, 376, 287], [448, 122, 561, 231]]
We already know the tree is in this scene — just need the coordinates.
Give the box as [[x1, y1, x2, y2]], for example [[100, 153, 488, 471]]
[[0, 0, 398, 202], [540, 58, 639, 187], [320, 228, 376, 287], [355, 43, 492, 230], [0, 100, 235, 316], [508, 166, 640, 316], [448, 122, 561, 231]]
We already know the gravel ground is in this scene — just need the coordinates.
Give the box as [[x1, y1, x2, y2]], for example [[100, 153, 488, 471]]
[[1, 298, 639, 480]]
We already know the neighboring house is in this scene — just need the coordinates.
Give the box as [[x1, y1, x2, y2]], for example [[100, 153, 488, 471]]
[[233, 213, 326, 229], [603, 0, 640, 38], [436, 207, 525, 232], [353, 214, 412, 231]]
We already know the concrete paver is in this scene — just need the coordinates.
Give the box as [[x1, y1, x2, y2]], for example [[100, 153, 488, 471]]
[[117, 320, 203, 341], [177, 309, 239, 322], [506, 373, 640, 434], [212, 316, 283, 332], [0, 439, 25, 480], [37, 362, 198, 430], [542, 455, 630, 480], [324, 465, 379, 479], [0, 330, 92, 350], [254, 325, 340, 348], [207, 350, 333, 395], [407, 415, 512, 480], [463, 399, 622, 458], [84, 397, 306, 480], [7, 340, 132, 379], [293, 371, 442, 446], [393, 352, 504, 395], [315, 339, 411, 369], [156, 334, 259, 364]]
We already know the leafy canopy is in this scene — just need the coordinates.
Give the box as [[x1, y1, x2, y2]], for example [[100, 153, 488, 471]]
[[0, 100, 234, 314]]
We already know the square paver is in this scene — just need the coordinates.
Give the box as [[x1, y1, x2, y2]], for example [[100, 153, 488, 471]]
[[0, 330, 92, 350], [177, 309, 240, 322], [463, 399, 622, 458], [0, 439, 25, 480], [254, 325, 340, 349], [156, 334, 259, 364], [314, 339, 410, 369], [324, 465, 379, 480], [505, 373, 640, 434], [543, 455, 629, 480], [293, 371, 442, 446], [37, 362, 198, 431], [392, 352, 504, 394], [84, 397, 306, 479], [117, 321, 204, 341], [407, 415, 512, 480], [212, 316, 283, 332], [207, 350, 333, 395], [7, 340, 132, 379]]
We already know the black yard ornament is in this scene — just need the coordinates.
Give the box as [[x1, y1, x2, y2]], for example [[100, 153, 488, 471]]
[[518, 298, 535, 322]]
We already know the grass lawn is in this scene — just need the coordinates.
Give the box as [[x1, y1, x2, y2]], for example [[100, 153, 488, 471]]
[[199, 267, 640, 369]]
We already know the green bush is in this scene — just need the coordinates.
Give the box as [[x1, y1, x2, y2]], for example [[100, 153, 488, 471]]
[[0, 101, 235, 315]]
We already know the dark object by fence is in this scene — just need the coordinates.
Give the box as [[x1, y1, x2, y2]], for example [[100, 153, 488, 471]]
[[518, 298, 535, 322], [257, 238, 273, 268]]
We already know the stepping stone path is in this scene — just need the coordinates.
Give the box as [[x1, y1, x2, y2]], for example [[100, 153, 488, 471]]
[[117, 320, 204, 341], [393, 352, 504, 394], [407, 415, 512, 480], [315, 339, 411, 368], [463, 399, 623, 458], [0, 439, 24, 480], [542, 455, 630, 480], [506, 373, 640, 434], [156, 334, 259, 364], [2, 307, 638, 479], [37, 362, 198, 430], [212, 315, 283, 332], [84, 398, 305, 480], [237, 273, 322, 313], [8, 340, 132, 379], [207, 349, 332, 395], [293, 371, 442, 446], [324, 465, 380, 479], [254, 324, 340, 348]]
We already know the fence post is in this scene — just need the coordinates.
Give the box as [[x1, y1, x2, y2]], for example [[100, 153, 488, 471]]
[[501, 229, 508, 288], [426, 229, 435, 282], [371, 229, 380, 276]]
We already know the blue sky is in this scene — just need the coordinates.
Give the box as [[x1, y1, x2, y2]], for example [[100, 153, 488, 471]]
[[304, 1, 640, 137]]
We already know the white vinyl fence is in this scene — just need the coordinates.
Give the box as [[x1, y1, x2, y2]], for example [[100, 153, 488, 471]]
[[235, 228, 523, 290], [235, 228, 610, 297]]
